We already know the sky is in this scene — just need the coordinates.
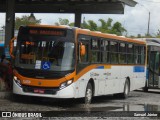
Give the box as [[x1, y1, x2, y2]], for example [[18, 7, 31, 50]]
[[0, 0, 160, 36]]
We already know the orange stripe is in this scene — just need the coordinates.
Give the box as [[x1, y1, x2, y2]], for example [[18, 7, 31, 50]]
[[14, 64, 145, 87], [74, 64, 111, 81], [74, 64, 146, 81]]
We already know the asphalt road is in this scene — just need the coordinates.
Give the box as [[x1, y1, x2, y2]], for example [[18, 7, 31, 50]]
[[0, 90, 160, 119]]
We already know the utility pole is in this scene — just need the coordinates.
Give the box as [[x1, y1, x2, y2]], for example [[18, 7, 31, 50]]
[[147, 12, 150, 36], [139, 4, 151, 36]]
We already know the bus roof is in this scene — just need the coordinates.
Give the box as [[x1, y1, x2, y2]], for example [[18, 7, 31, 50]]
[[27, 25, 71, 29], [76, 28, 146, 45], [139, 38, 160, 47], [23, 25, 146, 45]]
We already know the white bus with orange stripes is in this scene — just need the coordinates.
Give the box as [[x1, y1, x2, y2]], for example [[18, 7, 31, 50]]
[[10, 25, 147, 104]]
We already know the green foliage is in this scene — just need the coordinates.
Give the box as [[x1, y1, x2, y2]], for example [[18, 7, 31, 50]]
[[98, 18, 112, 33], [137, 34, 141, 38], [82, 18, 126, 36], [111, 22, 127, 36], [87, 20, 98, 31], [55, 18, 74, 26], [15, 15, 41, 30], [145, 33, 153, 38], [55, 17, 127, 36]]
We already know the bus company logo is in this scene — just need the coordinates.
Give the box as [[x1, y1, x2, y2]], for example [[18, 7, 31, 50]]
[[90, 72, 99, 77], [23, 80, 31, 84], [38, 82, 42, 85], [2, 112, 11, 117]]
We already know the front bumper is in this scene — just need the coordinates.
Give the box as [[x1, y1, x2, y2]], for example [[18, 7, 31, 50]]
[[13, 80, 76, 98]]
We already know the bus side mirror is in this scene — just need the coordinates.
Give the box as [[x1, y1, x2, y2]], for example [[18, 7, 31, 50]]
[[80, 44, 86, 56], [9, 37, 17, 59]]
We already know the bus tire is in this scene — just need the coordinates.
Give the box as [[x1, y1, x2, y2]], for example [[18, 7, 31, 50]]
[[142, 81, 148, 92], [84, 82, 93, 104], [143, 87, 148, 92], [121, 80, 130, 99]]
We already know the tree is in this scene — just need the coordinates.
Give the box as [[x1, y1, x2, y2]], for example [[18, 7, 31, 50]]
[[111, 22, 126, 36], [55, 18, 74, 26], [15, 15, 41, 30], [137, 34, 142, 38], [98, 18, 112, 33], [84, 18, 126, 36], [145, 33, 152, 38], [87, 20, 98, 31], [55, 18, 127, 36]]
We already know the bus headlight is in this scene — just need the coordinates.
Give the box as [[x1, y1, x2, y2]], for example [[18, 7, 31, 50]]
[[14, 76, 18, 80], [59, 80, 73, 90], [14, 76, 22, 87]]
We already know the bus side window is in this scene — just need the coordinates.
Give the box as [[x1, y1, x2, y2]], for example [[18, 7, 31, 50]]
[[134, 45, 141, 64], [78, 34, 90, 63], [119, 42, 126, 64], [91, 38, 101, 63], [80, 43, 89, 63], [134, 45, 138, 64], [101, 40, 110, 63], [141, 46, 145, 65], [110, 41, 118, 64], [127, 44, 134, 64]]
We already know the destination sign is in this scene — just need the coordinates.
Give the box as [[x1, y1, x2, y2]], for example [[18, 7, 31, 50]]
[[29, 29, 66, 36]]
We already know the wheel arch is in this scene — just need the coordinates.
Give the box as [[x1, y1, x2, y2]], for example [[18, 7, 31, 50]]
[[87, 78, 95, 96], [126, 76, 130, 91]]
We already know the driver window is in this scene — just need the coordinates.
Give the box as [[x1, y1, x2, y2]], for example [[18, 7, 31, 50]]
[[78, 34, 90, 63]]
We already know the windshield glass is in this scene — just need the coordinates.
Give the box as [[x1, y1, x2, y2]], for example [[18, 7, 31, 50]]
[[15, 28, 75, 72]]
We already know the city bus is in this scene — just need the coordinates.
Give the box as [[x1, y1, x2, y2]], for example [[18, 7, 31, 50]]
[[9, 25, 147, 104], [141, 38, 160, 91]]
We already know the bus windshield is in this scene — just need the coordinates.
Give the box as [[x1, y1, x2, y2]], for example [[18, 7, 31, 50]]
[[15, 28, 75, 72]]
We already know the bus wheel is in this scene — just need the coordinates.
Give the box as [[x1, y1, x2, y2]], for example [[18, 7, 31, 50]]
[[122, 80, 130, 99], [84, 83, 93, 104]]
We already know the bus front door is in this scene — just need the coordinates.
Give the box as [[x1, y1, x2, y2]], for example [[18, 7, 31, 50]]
[[148, 51, 160, 88]]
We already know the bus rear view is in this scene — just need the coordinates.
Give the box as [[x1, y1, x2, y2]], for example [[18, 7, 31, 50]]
[[10, 25, 76, 98]]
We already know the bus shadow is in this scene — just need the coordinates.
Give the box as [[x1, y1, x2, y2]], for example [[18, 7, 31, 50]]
[[10, 95, 78, 108], [9, 94, 119, 108], [135, 89, 160, 94], [8, 93, 135, 108]]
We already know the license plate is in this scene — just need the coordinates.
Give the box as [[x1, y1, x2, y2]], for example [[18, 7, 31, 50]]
[[34, 89, 45, 94]]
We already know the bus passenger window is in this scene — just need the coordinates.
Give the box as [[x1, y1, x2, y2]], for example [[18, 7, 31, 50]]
[[119, 43, 126, 64], [91, 38, 101, 63], [78, 34, 91, 63], [101, 40, 109, 63], [134, 46, 141, 64], [127, 44, 134, 64], [141, 46, 145, 64], [80, 44, 89, 63], [110, 41, 118, 64], [91, 51, 100, 63], [92, 39, 99, 50]]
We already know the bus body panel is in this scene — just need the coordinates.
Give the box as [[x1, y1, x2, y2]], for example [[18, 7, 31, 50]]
[[13, 65, 146, 99], [76, 65, 146, 97]]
